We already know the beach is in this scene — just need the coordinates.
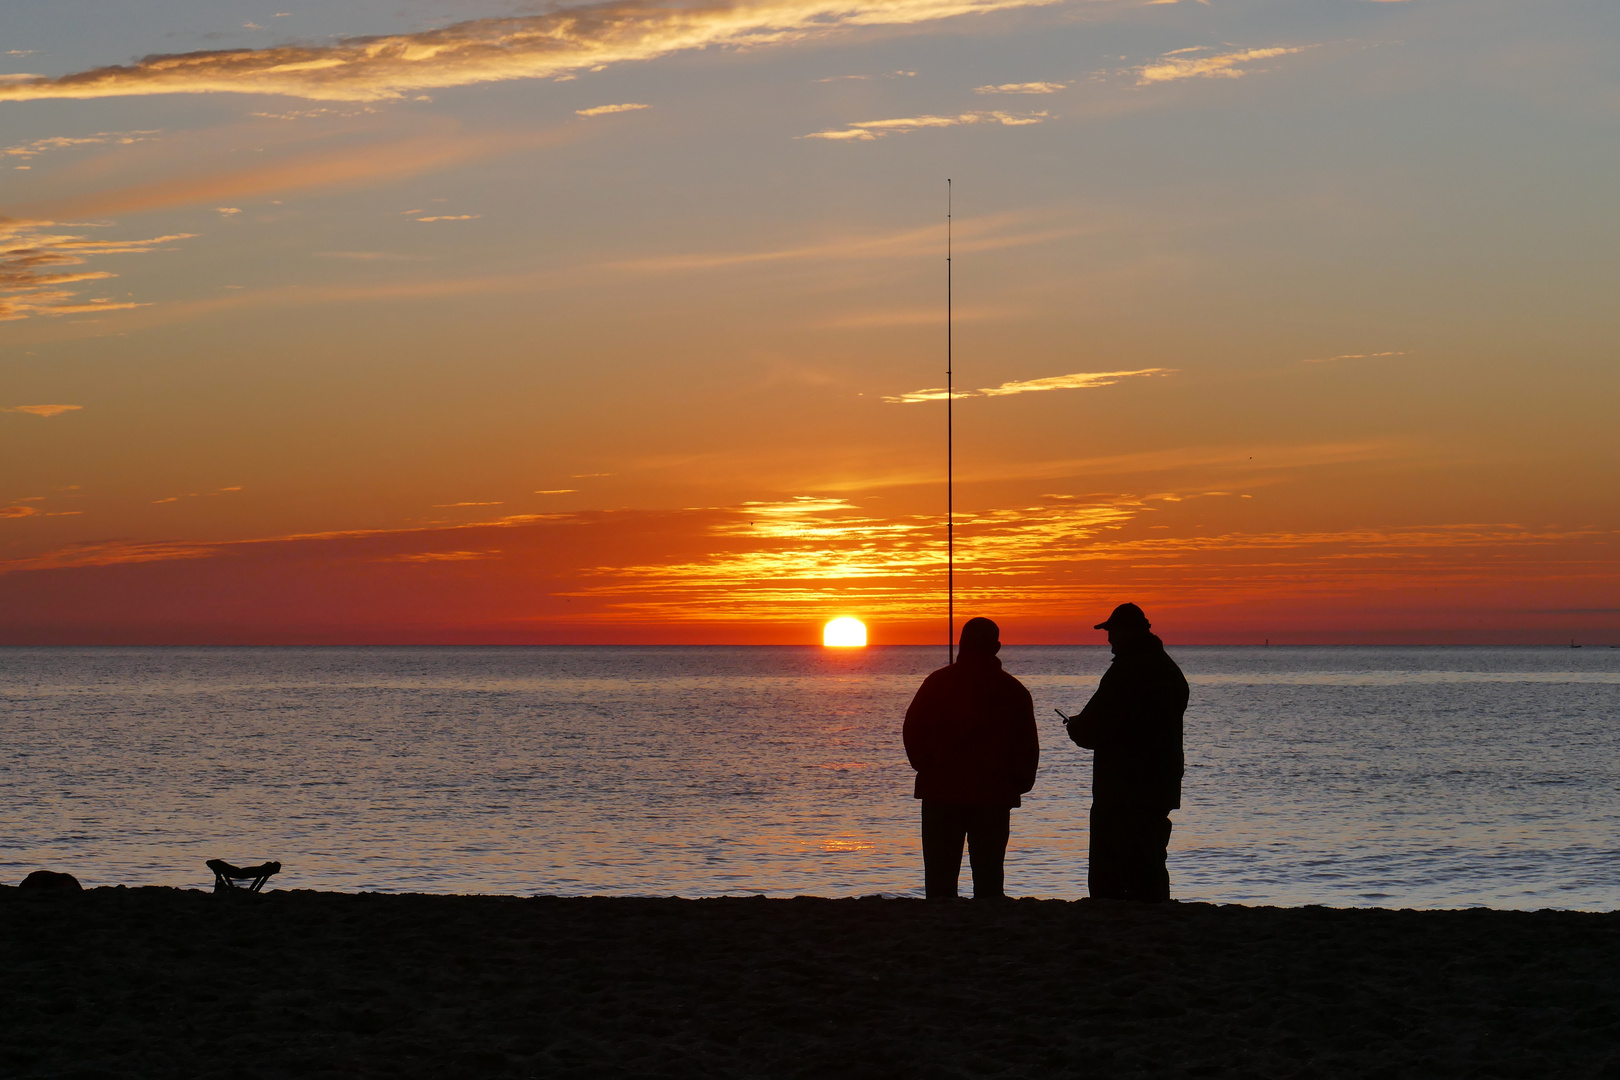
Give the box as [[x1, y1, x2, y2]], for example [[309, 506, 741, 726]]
[[5, 886, 1617, 1079]]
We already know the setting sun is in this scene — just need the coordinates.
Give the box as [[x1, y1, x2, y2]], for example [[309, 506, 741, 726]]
[[823, 618, 867, 647]]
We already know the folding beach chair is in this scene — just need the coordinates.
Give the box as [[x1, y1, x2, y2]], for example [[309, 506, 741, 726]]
[[207, 859, 282, 893]]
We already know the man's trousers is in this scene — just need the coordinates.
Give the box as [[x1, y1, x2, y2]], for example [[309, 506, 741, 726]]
[[1088, 805, 1173, 902], [921, 800, 1011, 900]]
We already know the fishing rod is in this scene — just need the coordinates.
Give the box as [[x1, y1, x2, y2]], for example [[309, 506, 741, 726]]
[[946, 178, 953, 665]]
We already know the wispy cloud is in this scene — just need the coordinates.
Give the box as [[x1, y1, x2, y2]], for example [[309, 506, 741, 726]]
[[615, 210, 1079, 272], [535, 489, 578, 495], [884, 368, 1173, 403], [1, 130, 161, 160], [802, 110, 1047, 140], [814, 70, 916, 82], [1136, 45, 1312, 85], [0, 538, 222, 570], [0, 0, 1064, 104], [570, 496, 1144, 621], [250, 105, 382, 121], [1306, 350, 1406, 363], [3, 490, 1601, 637], [12, 125, 556, 220], [981, 368, 1175, 396], [0, 498, 82, 519], [576, 102, 650, 116], [150, 485, 243, 505], [3, 404, 83, 417], [314, 250, 426, 261], [414, 214, 480, 222], [8, 210, 1079, 334], [0, 219, 194, 322], [974, 81, 1065, 94], [386, 550, 501, 562], [821, 303, 1014, 328]]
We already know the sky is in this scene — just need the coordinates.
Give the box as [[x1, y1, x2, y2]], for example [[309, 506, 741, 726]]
[[1, 0, 1617, 645]]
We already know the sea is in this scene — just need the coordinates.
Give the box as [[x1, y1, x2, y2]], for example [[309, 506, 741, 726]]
[[3, 646, 1617, 910]]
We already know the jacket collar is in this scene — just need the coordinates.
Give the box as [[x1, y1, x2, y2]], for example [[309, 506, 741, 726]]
[[1111, 632, 1164, 659]]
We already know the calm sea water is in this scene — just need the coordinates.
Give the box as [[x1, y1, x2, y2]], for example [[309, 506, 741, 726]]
[[3, 646, 1617, 909]]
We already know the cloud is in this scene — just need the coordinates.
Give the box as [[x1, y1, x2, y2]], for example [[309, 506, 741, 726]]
[[386, 550, 501, 562], [1, 130, 161, 160], [615, 209, 1079, 273], [884, 367, 1173, 403], [0, 0, 1064, 104], [535, 489, 578, 495], [974, 81, 1065, 94], [821, 303, 1014, 328], [1, 486, 1603, 642], [0, 219, 194, 321], [802, 110, 1047, 140], [576, 103, 650, 116], [1, 538, 221, 571], [4, 404, 83, 417], [741, 495, 857, 517], [314, 250, 426, 261], [2, 505, 37, 518], [980, 368, 1175, 396], [1306, 350, 1406, 363], [413, 214, 481, 222], [12, 125, 557, 220], [250, 105, 381, 120], [1136, 45, 1312, 85], [150, 485, 244, 505], [814, 70, 915, 82], [10, 209, 1078, 334]]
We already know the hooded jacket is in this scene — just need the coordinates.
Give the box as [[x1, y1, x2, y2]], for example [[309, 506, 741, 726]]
[[1067, 633, 1188, 811], [903, 652, 1040, 808]]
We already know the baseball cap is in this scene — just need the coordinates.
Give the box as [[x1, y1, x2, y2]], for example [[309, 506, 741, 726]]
[[1094, 602, 1150, 631]]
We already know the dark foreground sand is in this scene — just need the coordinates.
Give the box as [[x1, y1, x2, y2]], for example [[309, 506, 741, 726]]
[[3, 886, 1618, 1079]]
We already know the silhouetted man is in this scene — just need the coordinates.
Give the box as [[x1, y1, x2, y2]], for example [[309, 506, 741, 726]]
[[1065, 603, 1187, 902], [903, 617, 1039, 900]]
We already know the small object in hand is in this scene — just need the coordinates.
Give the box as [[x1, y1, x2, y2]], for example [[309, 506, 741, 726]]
[[19, 870, 82, 891], [207, 859, 281, 894], [1054, 708, 1072, 724]]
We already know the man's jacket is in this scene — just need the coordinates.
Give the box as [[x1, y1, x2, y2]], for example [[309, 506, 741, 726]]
[[1068, 634, 1188, 810], [903, 653, 1039, 808]]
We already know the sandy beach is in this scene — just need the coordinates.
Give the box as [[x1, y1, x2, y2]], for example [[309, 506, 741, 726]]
[[4, 885, 1617, 1079]]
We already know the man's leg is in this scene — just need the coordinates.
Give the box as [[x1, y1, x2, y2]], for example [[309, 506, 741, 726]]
[[1087, 805, 1129, 899], [964, 805, 1011, 899], [920, 801, 969, 899], [1131, 812, 1172, 903]]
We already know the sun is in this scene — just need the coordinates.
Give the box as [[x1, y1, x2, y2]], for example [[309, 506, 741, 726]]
[[823, 617, 867, 647]]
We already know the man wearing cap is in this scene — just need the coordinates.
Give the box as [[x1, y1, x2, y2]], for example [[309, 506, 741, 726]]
[[1065, 603, 1188, 902], [903, 617, 1040, 900]]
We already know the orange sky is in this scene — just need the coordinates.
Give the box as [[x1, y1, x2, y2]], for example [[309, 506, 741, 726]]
[[2, 0, 1617, 644]]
